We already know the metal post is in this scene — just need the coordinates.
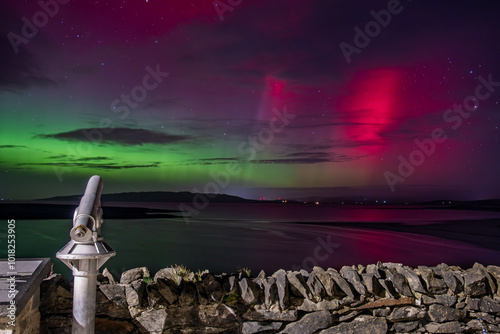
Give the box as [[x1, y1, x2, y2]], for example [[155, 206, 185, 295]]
[[72, 259, 98, 333], [57, 175, 115, 334]]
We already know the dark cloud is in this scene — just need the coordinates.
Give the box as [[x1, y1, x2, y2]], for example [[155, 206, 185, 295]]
[[198, 157, 238, 162], [16, 154, 159, 170], [181, 157, 238, 166], [253, 157, 331, 164], [180, 151, 365, 166], [253, 151, 365, 164], [0, 145, 27, 149], [47, 156, 113, 162], [17, 161, 160, 170], [285, 152, 332, 159], [36, 128, 191, 146], [74, 156, 112, 162]]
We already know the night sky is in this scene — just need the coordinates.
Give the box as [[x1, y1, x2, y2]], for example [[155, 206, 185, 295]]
[[2, 0, 500, 201]]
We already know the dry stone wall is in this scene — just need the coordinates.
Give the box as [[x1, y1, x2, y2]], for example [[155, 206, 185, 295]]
[[40, 262, 500, 333]]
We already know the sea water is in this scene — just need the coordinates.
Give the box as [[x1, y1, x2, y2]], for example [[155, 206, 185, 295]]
[[2, 203, 500, 278]]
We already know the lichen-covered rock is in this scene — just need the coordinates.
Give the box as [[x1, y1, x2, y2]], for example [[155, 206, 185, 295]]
[[153, 267, 177, 283], [40, 274, 73, 315], [383, 262, 403, 270], [442, 271, 461, 294], [179, 281, 198, 307], [425, 321, 464, 333], [99, 284, 127, 307], [96, 285, 130, 318], [356, 296, 414, 310], [473, 263, 497, 294], [145, 284, 163, 307], [378, 277, 398, 298], [280, 311, 334, 334], [120, 267, 150, 285], [255, 276, 278, 308], [142, 304, 239, 333], [272, 269, 290, 310], [391, 320, 421, 333], [340, 266, 366, 296], [197, 304, 239, 329], [468, 311, 498, 324], [464, 273, 487, 297], [416, 267, 448, 294], [373, 307, 391, 317], [286, 272, 313, 300], [125, 285, 141, 309], [319, 315, 387, 334], [465, 297, 481, 311], [327, 269, 354, 299], [239, 278, 260, 305], [202, 274, 224, 303], [156, 278, 179, 305], [100, 268, 118, 285], [366, 263, 382, 278], [479, 296, 500, 313], [222, 274, 238, 294], [338, 310, 360, 322], [314, 267, 344, 298], [243, 306, 298, 322], [298, 299, 340, 312], [387, 306, 426, 322], [125, 280, 147, 309], [242, 321, 282, 334], [466, 319, 483, 331], [306, 271, 326, 301], [428, 304, 466, 323], [422, 294, 457, 307], [361, 273, 385, 297], [134, 308, 167, 334], [487, 265, 500, 295], [384, 268, 413, 297]]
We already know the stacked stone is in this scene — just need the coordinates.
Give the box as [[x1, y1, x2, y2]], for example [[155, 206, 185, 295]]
[[39, 263, 500, 334]]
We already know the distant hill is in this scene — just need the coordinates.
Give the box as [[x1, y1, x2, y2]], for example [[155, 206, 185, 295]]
[[0, 203, 178, 220], [37, 192, 500, 209], [40, 191, 261, 204]]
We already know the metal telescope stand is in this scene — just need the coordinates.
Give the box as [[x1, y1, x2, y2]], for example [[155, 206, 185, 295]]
[[56, 175, 116, 334]]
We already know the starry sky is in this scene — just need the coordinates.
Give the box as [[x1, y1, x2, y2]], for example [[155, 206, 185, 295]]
[[1, 0, 500, 201]]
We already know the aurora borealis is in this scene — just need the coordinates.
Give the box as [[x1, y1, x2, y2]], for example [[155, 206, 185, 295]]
[[1, 0, 500, 201]]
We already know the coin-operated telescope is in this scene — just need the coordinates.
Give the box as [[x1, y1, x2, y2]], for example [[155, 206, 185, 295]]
[[57, 175, 115, 334]]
